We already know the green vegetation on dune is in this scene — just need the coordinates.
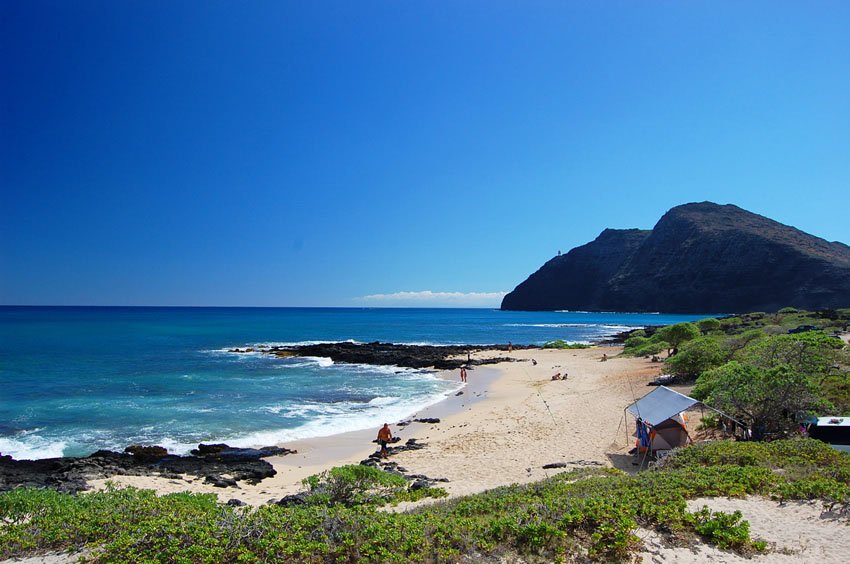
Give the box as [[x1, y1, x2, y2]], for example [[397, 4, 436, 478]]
[[622, 308, 850, 437], [2, 440, 848, 562]]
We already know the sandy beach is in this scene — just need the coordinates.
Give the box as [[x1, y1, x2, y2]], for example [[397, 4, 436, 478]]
[[89, 346, 654, 503], [83, 345, 850, 562], [87, 346, 651, 502]]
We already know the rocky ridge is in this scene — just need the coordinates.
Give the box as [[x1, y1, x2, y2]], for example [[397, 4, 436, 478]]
[[502, 202, 850, 313]]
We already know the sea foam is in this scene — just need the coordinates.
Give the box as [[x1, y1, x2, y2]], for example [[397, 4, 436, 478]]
[[0, 436, 68, 460]]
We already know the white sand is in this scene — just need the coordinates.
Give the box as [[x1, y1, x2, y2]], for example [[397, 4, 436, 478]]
[[88, 346, 652, 503], [639, 497, 850, 563]]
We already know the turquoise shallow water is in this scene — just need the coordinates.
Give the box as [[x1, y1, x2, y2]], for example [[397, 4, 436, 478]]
[[0, 307, 709, 459]]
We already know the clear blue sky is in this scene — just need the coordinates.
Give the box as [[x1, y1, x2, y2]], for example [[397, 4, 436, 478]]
[[2, 1, 849, 307]]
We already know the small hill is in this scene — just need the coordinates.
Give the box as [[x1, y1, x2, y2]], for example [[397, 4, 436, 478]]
[[501, 202, 850, 313]]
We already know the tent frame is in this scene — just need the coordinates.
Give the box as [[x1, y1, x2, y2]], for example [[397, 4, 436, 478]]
[[624, 386, 747, 466]]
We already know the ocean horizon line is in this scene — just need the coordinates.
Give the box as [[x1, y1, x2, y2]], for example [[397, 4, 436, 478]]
[[0, 304, 501, 310]]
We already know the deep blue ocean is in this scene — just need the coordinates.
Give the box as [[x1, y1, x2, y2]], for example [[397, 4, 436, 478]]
[[0, 307, 708, 459]]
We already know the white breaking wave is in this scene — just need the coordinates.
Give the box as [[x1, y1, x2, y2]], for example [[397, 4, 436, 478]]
[[368, 396, 401, 406], [252, 339, 361, 348], [206, 348, 265, 357], [206, 340, 361, 356], [554, 310, 661, 315], [390, 341, 460, 347], [224, 383, 463, 448], [286, 356, 334, 368], [0, 436, 68, 460], [504, 323, 638, 331]]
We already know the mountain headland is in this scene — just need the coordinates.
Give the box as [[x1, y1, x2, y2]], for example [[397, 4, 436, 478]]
[[501, 202, 850, 313]]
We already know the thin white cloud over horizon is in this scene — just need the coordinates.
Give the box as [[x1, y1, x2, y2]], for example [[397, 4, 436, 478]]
[[354, 290, 508, 308]]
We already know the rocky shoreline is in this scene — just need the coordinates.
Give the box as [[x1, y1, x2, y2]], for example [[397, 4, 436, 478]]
[[0, 443, 295, 494], [231, 341, 527, 370], [0, 343, 526, 495]]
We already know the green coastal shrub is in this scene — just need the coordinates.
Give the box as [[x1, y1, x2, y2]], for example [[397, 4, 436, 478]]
[[697, 318, 722, 334], [693, 362, 823, 439], [623, 339, 669, 357], [655, 323, 701, 355], [720, 317, 743, 330], [622, 329, 672, 357], [301, 465, 446, 507], [690, 507, 757, 551], [3, 440, 847, 562], [624, 335, 648, 348], [542, 340, 591, 349], [725, 328, 767, 354], [663, 336, 731, 381]]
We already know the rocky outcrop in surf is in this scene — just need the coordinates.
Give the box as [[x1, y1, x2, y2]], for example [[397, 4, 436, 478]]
[[233, 342, 526, 370], [0, 443, 295, 494]]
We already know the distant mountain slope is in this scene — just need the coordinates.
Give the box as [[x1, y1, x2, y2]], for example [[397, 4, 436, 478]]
[[501, 202, 850, 313]]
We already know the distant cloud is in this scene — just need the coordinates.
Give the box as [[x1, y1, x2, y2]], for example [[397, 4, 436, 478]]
[[355, 290, 508, 308]]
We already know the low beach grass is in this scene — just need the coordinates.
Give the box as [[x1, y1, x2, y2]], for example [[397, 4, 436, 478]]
[[2, 439, 848, 562]]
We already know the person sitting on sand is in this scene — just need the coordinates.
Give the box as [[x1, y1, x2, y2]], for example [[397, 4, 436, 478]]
[[377, 423, 393, 458], [551, 372, 561, 381]]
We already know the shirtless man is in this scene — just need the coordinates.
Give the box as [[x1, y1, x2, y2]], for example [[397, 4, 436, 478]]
[[377, 423, 393, 458]]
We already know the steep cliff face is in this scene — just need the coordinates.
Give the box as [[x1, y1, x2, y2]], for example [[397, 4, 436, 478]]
[[501, 202, 850, 313], [500, 229, 650, 311]]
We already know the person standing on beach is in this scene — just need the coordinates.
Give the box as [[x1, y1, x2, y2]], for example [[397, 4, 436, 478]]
[[377, 423, 393, 458], [460, 366, 467, 382]]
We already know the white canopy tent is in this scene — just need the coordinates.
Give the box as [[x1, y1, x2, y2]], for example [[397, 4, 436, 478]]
[[625, 386, 700, 455], [626, 386, 699, 427]]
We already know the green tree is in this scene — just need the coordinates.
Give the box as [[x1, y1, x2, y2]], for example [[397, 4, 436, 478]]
[[697, 318, 722, 334], [725, 329, 766, 355], [738, 332, 844, 381], [663, 336, 730, 380], [694, 361, 822, 440], [655, 322, 701, 356]]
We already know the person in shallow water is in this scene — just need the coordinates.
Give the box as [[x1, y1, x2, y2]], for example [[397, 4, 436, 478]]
[[377, 423, 393, 458]]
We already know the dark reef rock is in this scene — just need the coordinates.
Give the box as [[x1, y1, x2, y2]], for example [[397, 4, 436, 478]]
[[355, 438, 448, 490], [266, 341, 526, 370], [542, 462, 568, 469], [190, 444, 293, 459], [0, 443, 295, 494], [124, 445, 169, 462], [502, 202, 850, 313], [276, 492, 311, 507]]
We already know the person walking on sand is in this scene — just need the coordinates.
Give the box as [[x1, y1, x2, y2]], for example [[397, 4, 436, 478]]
[[377, 423, 393, 458], [460, 366, 467, 382], [508, 341, 513, 353]]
